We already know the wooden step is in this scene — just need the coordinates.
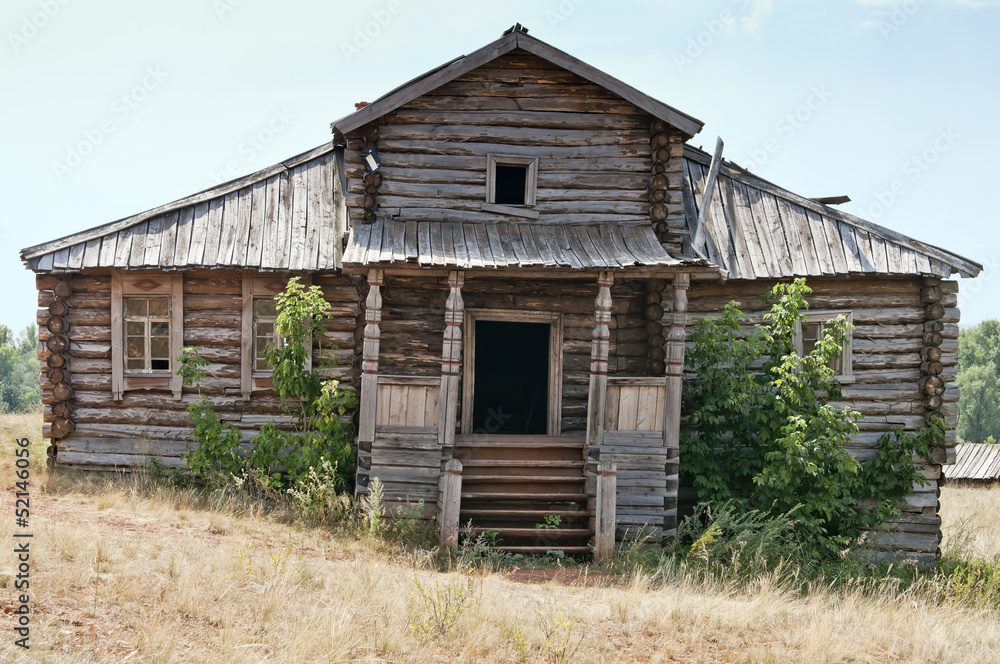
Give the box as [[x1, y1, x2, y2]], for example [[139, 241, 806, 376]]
[[461, 509, 587, 518], [461, 475, 585, 483], [463, 527, 591, 539], [490, 546, 592, 556], [459, 459, 584, 467], [461, 492, 588, 501]]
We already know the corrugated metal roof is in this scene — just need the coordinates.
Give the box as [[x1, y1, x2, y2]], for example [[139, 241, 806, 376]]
[[944, 443, 1000, 481], [343, 219, 685, 270], [683, 147, 981, 280], [21, 145, 343, 273]]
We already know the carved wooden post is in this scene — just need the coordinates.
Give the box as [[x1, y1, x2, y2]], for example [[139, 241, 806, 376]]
[[439, 459, 463, 549], [438, 271, 464, 452], [595, 461, 617, 562], [663, 273, 689, 448], [358, 269, 384, 446], [586, 271, 614, 449]]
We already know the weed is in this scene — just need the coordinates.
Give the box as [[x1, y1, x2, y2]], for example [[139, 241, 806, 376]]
[[410, 576, 478, 637]]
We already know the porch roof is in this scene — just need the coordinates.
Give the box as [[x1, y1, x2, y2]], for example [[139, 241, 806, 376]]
[[342, 219, 706, 270]]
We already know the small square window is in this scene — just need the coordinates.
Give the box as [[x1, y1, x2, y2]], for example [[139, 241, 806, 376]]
[[794, 311, 854, 382], [485, 154, 538, 209], [495, 165, 528, 205]]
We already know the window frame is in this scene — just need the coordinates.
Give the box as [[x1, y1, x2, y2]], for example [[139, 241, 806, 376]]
[[111, 272, 184, 400], [251, 297, 278, 374], [461, 309, 564, 436], [793, 309, 855, 383], [123, 296, 173, 374], [482, 154, 539, 219], [240, 274, 311, 400]]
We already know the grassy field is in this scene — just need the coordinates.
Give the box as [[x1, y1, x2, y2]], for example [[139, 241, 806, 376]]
[[2, 412, 1000, 663]]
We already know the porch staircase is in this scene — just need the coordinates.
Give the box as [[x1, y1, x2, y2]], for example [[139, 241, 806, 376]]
[[453, 435, 592, 557]]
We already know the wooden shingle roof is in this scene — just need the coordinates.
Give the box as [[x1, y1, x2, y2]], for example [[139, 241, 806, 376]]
[[20, 145, 344, 273], [343, 219, 693, 271], [331, 28, 704, 139], [944, 444, 1000, 481], [683, 147, 982, 280]]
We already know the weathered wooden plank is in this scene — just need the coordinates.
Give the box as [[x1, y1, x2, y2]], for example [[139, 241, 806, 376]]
[[216, 191, 241, 266], [229, 186, 254, 267], [245, 179, 267, 267]]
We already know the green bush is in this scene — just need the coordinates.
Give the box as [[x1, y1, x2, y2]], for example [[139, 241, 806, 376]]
[[0, 324, 41, 413], [681, 279, 942, 555], [180, 277, 357, 493]]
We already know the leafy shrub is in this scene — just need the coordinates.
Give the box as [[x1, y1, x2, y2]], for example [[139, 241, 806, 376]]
[[681, 279, 943, 555], [180, 277, 357, 494]]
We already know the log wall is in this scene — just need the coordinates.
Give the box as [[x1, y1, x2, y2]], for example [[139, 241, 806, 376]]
[[340, 50, 688, 253], [682, 275, 960, 563], [36, 269, 360, 471]]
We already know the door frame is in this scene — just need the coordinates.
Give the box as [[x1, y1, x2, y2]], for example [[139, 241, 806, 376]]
[[461, 309, 564, 436]]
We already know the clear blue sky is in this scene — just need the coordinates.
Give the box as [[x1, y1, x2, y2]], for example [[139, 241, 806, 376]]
[[2, 0, 998, 334]]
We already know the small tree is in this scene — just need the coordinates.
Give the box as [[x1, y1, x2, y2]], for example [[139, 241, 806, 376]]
[[682, 279, 939, 553], [181, 277, 356, 490]]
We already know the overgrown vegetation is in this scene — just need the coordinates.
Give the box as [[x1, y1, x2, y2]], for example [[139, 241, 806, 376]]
[[681, 279, 943, 556], [180, 277, 356, 497], [0, 323, 41, 413], [957, 319, 1000, 443]]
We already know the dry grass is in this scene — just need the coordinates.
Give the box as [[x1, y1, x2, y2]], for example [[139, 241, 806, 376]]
[[1, 412, 999, 663], [941, 483, 1000, 559]]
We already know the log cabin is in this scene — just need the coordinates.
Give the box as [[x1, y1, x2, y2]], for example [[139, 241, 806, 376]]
[[20, 26, 981, 562]]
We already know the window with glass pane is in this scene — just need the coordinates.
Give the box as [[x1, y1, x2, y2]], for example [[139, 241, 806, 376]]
[[123, 297, 171, 373], [796, 312, 852, 379], [253, 298, 277, 373]]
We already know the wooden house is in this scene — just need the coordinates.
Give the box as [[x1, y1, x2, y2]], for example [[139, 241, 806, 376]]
[[943, 444, 1000, 486], [20, 27, 980, 561]]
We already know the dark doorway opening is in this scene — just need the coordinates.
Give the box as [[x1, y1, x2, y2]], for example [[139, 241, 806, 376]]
[[472, 320, 549, 435]]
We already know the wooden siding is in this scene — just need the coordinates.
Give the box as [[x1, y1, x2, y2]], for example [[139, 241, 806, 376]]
[[343, 218, 684, 269], [342, 51, 659, 231], [36, 270, 359, 469], [684, 147, 980, 280], [24, 150, 344, 273], [683, 275, 960, 561], [605, 378, 667, 432], [375, 376, 441, 428]]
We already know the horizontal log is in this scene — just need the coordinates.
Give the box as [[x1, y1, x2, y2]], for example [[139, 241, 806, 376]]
[[57, 451, 186, 470]]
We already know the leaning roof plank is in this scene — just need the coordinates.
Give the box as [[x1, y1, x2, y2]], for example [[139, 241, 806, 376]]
[[331, 30, 704, 139], [683, 146, 982, 279]]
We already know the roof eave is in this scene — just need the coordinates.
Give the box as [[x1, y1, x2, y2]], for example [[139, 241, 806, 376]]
[[331, 30, 704, 139]]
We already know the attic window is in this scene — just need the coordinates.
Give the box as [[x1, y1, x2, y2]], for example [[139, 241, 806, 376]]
[[484, 154, 538, 218]]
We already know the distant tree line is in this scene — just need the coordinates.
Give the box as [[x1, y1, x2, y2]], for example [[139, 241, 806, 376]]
[[0, 324, 41, 413], [957, 320, 1000, 444]]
